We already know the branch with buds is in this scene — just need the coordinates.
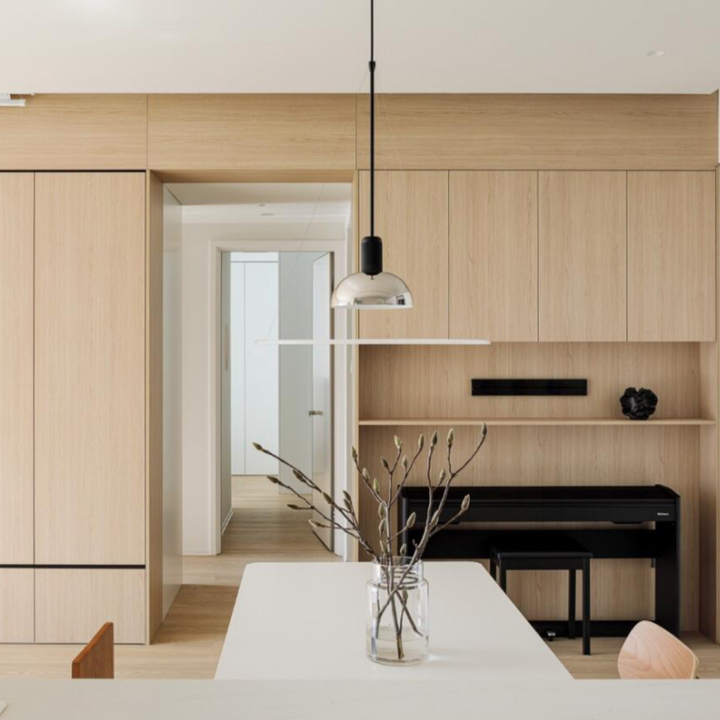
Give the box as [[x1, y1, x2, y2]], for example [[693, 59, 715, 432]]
[[253, 424, 488, 661]]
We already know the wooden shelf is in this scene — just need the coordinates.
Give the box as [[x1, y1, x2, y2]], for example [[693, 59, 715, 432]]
[[359, 418, 717, 427]]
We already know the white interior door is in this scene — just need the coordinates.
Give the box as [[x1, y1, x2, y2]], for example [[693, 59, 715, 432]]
[[311, 254, 333, 550], [220, 253, 233, 531]]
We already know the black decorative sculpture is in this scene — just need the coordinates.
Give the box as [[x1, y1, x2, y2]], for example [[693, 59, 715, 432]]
[[620, 387, 658, 420]]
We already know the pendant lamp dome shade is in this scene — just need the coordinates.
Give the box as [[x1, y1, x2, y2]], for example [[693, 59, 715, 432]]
[[331, 0, 413, 311], [331, 270, 413, 309]]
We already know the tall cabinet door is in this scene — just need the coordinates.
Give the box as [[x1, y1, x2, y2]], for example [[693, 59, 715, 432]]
[[449, 171, 538, 341], [539, 171, 627, 341], [35, 173, 146, 565], [0, 174, 34, 566], [358, 171, 449, 339], [628, 172, 716, 341]]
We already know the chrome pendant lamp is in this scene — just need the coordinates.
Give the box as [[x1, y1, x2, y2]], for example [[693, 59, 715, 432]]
[[331, 0, 413, 310]]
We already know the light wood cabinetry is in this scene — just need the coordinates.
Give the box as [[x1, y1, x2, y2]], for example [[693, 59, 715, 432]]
[[449, 171, 538, 341], [148, 95, 356, 171], [539, 171, 627, 341], [34, 173, 146, 566], [357, 94, 717, 171], [35, 569, 145, 644], [358, 171, 449, 339], [0, 570, 34, 643], [628, 172, 716, 341], [0, 174, 34, 564], [0, 95, 147, 170]]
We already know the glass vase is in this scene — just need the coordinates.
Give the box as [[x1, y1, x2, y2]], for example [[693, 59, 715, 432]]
[[366, 558, 429, 665]]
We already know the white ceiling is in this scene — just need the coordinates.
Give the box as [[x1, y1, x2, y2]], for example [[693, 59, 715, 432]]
[[169, 183, 352, 226], [1, 1, 719, 94]]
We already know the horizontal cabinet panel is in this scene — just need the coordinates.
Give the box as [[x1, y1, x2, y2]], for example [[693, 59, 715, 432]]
[[148, 94, 356, 170], [35, 569, 145, 644], [0, 95, 147, 170]]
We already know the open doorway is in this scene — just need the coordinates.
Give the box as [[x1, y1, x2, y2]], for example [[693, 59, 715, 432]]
[[166, 182, 353, 573], [221, 250, 334, 552]]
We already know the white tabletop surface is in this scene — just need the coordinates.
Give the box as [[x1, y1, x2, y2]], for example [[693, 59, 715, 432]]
[[215, 561, 571, 680], [0, 679, 719, 719]]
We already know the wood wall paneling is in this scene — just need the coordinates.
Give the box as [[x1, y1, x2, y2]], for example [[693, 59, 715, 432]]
[[358, 171, 449, 339], [34, 173, 146, 565], [539, 171, 627, 341], [449, 171, 538, 341], [35, 569, 145, 644], [358, 424, 698, 630], [147, 94, 356, 171], [0, 570, 34, 643], [0, 174, 34, 564], [146, 173, 164, 642], [628, 172, 716, 341], [0, 95, 147, 170], [357, 94, 718, 171], [359, 343, 700, 421]]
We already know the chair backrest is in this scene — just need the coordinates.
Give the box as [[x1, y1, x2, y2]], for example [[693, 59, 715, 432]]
[[72, 622, 115, 679], [618, 621, 698, 680]]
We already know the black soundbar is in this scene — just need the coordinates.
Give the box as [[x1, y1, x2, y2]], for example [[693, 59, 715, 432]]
[[471, 378, 587, 396]]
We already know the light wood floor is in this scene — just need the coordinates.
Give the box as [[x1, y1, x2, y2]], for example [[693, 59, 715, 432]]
[[1, 476, 719, 679]]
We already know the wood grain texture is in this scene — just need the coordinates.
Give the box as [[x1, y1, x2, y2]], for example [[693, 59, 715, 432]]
[[0, 569, 34, 643], [36, 570, 145, 644], [358, 424, 699, 630], [34, 173, 146, 565], [359, 343, 700, 421], [0, 95, 147, 170], [146, 173, 164, 643], [357, 94, 718, 170], [148, 95, 356, 171], [449, 172, 538, 341], [628, 172, 716, 341], [358, 171, 449, 339], [539, 172, 627, 341], [618, 620, 699, 679], [0, 174, 34, 564]]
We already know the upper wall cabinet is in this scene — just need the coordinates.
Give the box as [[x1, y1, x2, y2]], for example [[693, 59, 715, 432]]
[[0, 95, 147, 170], [0, 174, 34, 565], [358, 171, 449, 339], [449, 171, 538, 341], [628, 172, 716, 342], [148, 95, 356, 172], [34, 173, 147, 565], [539, 172, 627, 342]]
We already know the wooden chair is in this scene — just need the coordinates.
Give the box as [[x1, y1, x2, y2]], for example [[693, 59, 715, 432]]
[[618, 621, 698, 680], [71, 622, 115, 679]]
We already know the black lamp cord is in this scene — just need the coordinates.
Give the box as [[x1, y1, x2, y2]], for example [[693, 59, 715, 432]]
[[369, 0, 376, 238]]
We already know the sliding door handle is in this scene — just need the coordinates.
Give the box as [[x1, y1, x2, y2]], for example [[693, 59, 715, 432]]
[[308, 410, 324, 417]]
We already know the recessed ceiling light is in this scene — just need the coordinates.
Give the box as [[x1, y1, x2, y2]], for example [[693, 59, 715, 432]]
[[647, 50, 665, 57]]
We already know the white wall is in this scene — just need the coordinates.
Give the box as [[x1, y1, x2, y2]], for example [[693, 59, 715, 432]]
[[279, 252, 325, 494], [162, 188, 183, 614]]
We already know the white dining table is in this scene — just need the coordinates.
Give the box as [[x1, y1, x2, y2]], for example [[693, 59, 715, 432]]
[[215, 561, 572, 681], [0, 679, 719, 719]]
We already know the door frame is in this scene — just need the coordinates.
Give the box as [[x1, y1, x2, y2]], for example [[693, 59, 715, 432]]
[[208, 238, 353, 559]]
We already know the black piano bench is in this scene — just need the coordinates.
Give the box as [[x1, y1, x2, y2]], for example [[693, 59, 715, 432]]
[[490, 533, 592, 656]]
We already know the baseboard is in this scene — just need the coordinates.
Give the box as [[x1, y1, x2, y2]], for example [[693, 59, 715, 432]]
[[221, 508, 234, 535]]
